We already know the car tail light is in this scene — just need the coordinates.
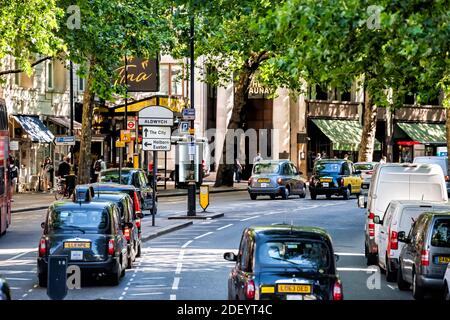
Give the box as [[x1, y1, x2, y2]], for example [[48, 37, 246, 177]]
[[135, 219, 141, 229], [202, 159, 206, 171], [133, 191, 142, 216], [421, 249, 430, 266], [245, 280, 256, 300], [390, 231, 398, 250], [108, 239, 115, 255], [124, 226, 131, 241], [39, 238, 47, 257], [368, 212, 375, 238], [333, 280, 343, 300], [367, 171, 373, 175], [445, 175, 449, 182]]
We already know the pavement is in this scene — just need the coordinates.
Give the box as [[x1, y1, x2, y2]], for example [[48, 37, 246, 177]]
[[0, 190, 415, 300]]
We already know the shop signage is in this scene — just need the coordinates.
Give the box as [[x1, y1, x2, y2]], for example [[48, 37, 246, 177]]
[[54, 136, 76, 146], [113, 57, 159, 92]]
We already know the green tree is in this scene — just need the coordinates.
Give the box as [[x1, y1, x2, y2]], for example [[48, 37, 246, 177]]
[[56, 0, 175, 183]]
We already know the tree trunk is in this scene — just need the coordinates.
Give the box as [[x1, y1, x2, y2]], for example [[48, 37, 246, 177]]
[[77, 61, 95, 184], [214, 68, 253, 187], [358, 90, 378, 162]]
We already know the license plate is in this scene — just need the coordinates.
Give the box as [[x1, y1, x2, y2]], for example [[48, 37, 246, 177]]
[[70, 250, 83, 261], [320, 178, 332, 183], [286, 295, 303, 300], [277, 284, 311, 294], [258, 178, 270, 183], [261, 183, 268, 188], [322, 182, 329, 188], [437, 256, 450, 264], [64, 242, 91, 249]]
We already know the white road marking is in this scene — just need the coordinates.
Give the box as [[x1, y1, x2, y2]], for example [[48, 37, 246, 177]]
[[5, 277, 31, 281], [170, 294, 176, 300], [130, 292, 164, 296], [337, 267, 379, 272], [22, 294, 28, 298], [217, 224, 233, 231], [119, 296, 124, 300], [6, 250, 34, 261], [175, 263, 183, 274], [240, 215, 260, 221], [182, 240, 193, 248], [387, 285, 396, 290], [172, 277, 180, 290], [335, 252, 365, 256], [194, 232, 213, 240]]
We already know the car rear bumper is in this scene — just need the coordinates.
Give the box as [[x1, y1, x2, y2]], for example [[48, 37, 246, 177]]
[[37, 256, 120, 276], [417, 274, 444, 289], [366, 236, 378, 255], [309, 186, 345, 195], [248, 186, 285, 195]]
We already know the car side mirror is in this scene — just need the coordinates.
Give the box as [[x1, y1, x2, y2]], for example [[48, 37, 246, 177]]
[[224, 252, 237, 262], [397, 231, 410, 243], [355, 170, 362, 175], [373, 216, 382, 224], [41, 222, 45, 229], [358, 195, 367, 209]]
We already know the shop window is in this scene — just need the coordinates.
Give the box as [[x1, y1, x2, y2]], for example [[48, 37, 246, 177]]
[[314, 85, 328, 100], [404, 93, 415, 105], [79, 77, 85, 91], [159, 63, 184, 97]]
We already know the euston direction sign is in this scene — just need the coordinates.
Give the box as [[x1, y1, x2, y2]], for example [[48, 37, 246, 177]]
[[182, 108, 195, 120], [54, 136, 76, 146], [138, 106, 174, 126], [142, 139, 171, 151], [143, 126, 171, 139]]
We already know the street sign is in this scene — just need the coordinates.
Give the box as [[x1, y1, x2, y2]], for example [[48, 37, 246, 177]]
[[54, 136, 76, 146], [199, 185, 209, 212], [188, 142, 196, 155], [127, 121, 136, 130], [143, 126, 171, 139], [180, 121, 189, 134], [116, 140, 126, 148], [188, 128, 195, 135], [138, 106, 174, 126], [182, 108, 195, 120], [9, 140, 19, 150], [120, 130, 131, 142], [142, 139, 171, 151]]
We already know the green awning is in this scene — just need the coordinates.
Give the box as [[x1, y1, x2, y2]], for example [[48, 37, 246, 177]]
[[397, 122, 446, 144], [312, 119, 381, 151]]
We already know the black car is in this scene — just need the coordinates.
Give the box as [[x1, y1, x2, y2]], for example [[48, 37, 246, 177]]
[[99, 169, 156, 214], [37, 201, 129, 287], [224, 225, 343, 300], [0, 276, 11, 300], [79, 192, 142, 268]]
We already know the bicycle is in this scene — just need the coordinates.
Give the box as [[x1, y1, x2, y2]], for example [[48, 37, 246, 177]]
[[54, 176, 75, 200]]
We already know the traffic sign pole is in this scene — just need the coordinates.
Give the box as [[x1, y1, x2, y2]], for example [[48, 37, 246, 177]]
[[187, 15, 196, 217]]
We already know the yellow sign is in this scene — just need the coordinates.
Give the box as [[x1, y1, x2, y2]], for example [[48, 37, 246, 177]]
[[121, 130, 131, 142], [199, 185, 209, 211], [189, 128, 195, 134], [133, 154, 139, 169], [116, 140, 126, 148]]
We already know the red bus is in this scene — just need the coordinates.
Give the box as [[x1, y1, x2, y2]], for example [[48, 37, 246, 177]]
[[0, 99, 11, 236]]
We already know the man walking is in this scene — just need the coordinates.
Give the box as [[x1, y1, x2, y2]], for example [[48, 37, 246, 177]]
[[253, 152, 263, 164]]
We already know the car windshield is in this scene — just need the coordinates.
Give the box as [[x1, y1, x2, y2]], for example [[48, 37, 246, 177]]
[[49, 209, 109, 232], [259, 240, 331, 272], [354, 164, 374, 171], [430, 219, 450, 248], [99, 171, 130, 184], [314, 162, 341, 174], [253, 163, 280, 174]]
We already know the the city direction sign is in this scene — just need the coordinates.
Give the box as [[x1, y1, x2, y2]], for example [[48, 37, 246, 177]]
[[142, 139, 171, 151], [54, 136, 76, 146], [143, 126, 171, 139], [138, 106, 174, 126]]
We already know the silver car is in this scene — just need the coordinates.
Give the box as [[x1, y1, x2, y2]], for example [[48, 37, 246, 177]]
[[397, 211, 450, 299], [354, 162, 377, 189], [248, 160, 307, 200]]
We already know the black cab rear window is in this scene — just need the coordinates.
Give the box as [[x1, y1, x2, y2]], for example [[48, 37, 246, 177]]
[[100, 171, 130, 184], [48, 208, 109, 232], [431, 219, 450, 248]]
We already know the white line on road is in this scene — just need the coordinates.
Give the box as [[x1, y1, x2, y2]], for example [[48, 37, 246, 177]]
[[335, 252, 365, 256], [240, 215, 260, 221], [182, 240, 193, 248], [337, 267, 379, 272], [119, 296, 124, 300], [130, 292, 164, 296], [217, 224, 233, 231], [194, 232, 214, 239], [6, 250, 34, 261], [175, 263, 183, 274], [387, 285, 397, 290], [5, 277, 31, 281], [170, 294, 176, 300], [172, 277, 180, 290]]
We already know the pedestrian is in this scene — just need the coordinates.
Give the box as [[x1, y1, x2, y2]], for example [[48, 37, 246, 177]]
[[9, 157, 18, 194], [379, 156, 387, 164], [322, 152, 327, 159], [314, 153, 322, 162], [44, 157, 54, 191], [343, 153, 349, 160], [234, 158, 243, 183], [126, 157, 133, 168], [253, 152, 263, 164], [93, 155, 106, 182]]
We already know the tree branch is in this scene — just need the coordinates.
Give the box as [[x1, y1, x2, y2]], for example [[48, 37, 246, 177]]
[[0, 56, 52, 76]]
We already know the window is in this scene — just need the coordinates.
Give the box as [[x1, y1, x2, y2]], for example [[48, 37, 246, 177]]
[[253, 163, 280, 174], [341, 163, 351, 175], [48, 208, 109, 231], [14, 61, 20, 86], [431, 219, 450, 248], [160, 63, 184, 96], [79, 77, 85, 91], [47, 61, 54, 89], [239, 232, 250, 271], [314, 85, 328, 100], [0, 167, 4, 196]]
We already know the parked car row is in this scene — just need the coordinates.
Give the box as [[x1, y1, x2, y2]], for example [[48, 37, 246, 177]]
[[358, 161, 450, 299], [37, 182, 146, 287]]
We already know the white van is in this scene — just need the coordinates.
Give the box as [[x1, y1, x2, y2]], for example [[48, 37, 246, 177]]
[[359, 163, 448, 265], [413, 156, 450, 195], [375, 200, 450, 282]]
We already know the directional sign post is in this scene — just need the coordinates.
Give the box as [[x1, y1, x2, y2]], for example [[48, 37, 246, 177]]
[[54, 136, 76, 146], [138, 106, 174, 227], [182, 108, 195, 120]]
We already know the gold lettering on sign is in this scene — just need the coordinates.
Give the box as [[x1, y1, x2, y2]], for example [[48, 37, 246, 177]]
[[114, 61, 152, 86]]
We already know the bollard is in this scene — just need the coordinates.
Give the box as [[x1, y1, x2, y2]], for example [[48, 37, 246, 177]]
[[47, 255, 68, 300]]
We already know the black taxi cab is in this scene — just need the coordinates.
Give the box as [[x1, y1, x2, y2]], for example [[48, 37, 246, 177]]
[[37, 201, 129, 287], [309, 159, 362, 200], [224, 225, 343, 300]]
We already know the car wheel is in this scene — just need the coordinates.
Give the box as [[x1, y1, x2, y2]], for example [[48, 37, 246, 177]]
[[385, 256, 397, 283], [343, 187, 350, 200], [326, 194, 332, 200], [108, 266, 121, 286], [444, 282, 450, 301], [365, 246, 378, 266], [281, 187, 290, 200], [120, 263, 126, 278], [250, 194, 257, 200], [310, 191, 317, 200], [396, 263, 410, 291], [136, 243, 142, 258], [127, 255, 133, 269], [412, 271, 425, 300], [270, 194, 276, 200], [38, 272, 47, 288]]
